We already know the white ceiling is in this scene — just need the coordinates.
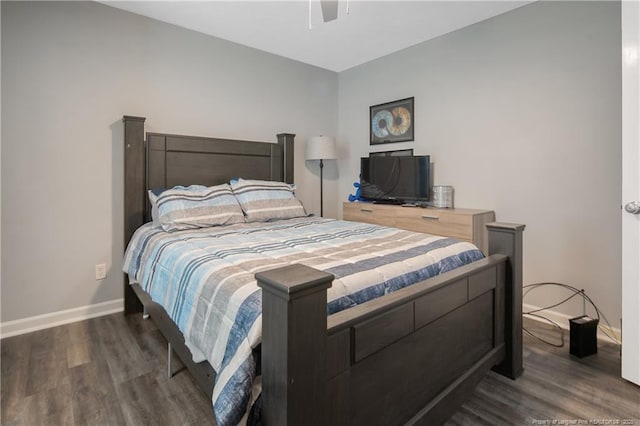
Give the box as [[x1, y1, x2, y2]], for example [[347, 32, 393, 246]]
[[102, 0, 533, 72]]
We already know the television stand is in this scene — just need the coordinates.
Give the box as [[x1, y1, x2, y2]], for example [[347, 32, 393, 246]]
[[342, 202, 495, 254]]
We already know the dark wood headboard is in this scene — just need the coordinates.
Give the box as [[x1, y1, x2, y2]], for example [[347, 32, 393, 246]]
[[122, 115, 295, 312]]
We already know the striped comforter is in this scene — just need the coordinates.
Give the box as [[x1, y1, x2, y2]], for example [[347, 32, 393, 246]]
[[122, 217, 484, 425]]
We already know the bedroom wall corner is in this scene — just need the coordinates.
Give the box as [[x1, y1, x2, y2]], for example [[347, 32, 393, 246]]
[[0, 0, 3, 326], [0, 1, 338, 326], [337, 0, 622, 325]]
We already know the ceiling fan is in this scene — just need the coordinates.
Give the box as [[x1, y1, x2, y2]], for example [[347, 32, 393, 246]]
[[320, 0, 339, 22]]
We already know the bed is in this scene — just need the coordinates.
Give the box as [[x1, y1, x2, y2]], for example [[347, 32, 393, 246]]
[[121, 115, 525, 425]]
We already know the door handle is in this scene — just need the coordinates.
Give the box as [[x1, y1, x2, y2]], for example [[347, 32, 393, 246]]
[[624, 201, 640, 214]]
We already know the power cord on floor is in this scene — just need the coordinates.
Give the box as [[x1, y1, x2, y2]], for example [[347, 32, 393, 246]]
[[522, 282, 621, 348]]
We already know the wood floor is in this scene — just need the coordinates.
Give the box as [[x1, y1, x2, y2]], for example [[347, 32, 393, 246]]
[[1, 314, 638, 425], [448, 321, 639, 425]]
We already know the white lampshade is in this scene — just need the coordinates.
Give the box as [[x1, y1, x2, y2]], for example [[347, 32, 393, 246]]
[[306, 135, 337, 160]]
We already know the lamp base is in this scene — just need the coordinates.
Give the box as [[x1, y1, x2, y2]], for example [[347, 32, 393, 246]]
[[319, 159, 324, 217]]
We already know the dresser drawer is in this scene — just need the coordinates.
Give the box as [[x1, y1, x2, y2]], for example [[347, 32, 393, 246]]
[[342, 202, 495, 254], [343, 203, 396, 227], [395, 208, 474, 241]]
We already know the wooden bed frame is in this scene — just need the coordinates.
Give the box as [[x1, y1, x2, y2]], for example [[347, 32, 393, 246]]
[[122, 115, 525, 425]]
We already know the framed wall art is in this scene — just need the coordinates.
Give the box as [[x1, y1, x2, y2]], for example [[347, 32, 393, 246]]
[[370, 97, 414, 145]]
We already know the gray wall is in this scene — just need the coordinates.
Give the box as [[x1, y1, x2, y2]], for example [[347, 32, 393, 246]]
[[338, 1, 622, 323], [1, 1, 338, 322], [1, 1, 623, 327]]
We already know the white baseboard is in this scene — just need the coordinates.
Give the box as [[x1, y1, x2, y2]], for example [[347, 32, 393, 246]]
[[523, 303, 621, 345], [0, 299, 123, 339]]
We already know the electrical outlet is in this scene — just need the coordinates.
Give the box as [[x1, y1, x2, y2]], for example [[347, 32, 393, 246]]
[[95, 263, 107, 280]]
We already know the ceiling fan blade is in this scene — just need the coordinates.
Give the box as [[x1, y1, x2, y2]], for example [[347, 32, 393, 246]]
[[320, 0, 339, 22]]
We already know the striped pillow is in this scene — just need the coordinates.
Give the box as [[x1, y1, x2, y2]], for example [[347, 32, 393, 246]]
[[148, 188, 168, 224], [148, 190, 160, 224], [230, 179, 307, 222], [157, 184, 245, 232]]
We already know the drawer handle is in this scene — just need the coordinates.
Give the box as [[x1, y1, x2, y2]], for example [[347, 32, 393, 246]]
[[360, 208, 373, 213], [421, 215, 439, 220]]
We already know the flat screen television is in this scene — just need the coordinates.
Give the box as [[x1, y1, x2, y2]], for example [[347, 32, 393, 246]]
[[360, 155, 431, 204]]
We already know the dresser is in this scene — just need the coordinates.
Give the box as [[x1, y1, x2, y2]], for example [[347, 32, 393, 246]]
[[342, 202, 495, 254]]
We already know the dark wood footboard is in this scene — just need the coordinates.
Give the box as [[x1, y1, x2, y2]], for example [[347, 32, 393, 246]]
[[257, 223, 524, 425]]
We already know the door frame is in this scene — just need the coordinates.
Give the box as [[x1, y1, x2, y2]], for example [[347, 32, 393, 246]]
[[622, 0, 640, 386]]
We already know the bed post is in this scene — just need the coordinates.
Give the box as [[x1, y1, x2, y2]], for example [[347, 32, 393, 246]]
[[256, 264, 334, 426], [276, 133, 295, 184], [487, 222, 525, 379], [122, 115, 146, 314]]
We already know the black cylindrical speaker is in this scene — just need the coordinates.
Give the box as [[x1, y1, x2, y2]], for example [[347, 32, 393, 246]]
[[569, 315, 598, 358]]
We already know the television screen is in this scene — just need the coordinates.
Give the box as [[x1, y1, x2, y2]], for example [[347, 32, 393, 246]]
[[360, 155, 431, 203]]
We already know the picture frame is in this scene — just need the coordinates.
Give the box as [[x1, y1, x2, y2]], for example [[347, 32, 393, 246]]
[[369, 149, 414, 157], [370, 97, 414, 145]]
